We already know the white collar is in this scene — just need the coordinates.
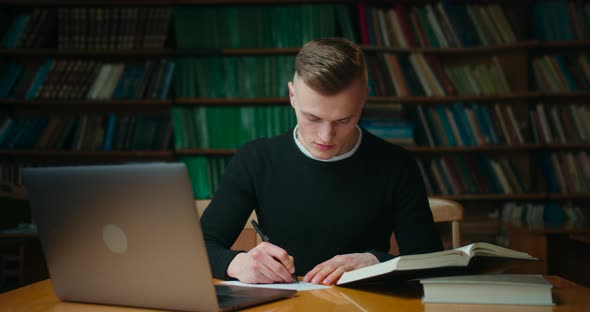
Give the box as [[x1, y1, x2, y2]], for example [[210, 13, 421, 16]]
[[292, 125, 362, 162]]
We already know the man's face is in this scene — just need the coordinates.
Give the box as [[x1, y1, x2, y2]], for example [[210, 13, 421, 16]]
[[288, 75, 368, 160]]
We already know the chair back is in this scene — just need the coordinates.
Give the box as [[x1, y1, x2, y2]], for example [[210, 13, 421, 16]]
[[428, 197, 464, 249], [195, 199, 260, 251]]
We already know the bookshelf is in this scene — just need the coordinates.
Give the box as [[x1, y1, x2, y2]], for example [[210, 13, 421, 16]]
[[0, 0, 589, 247]]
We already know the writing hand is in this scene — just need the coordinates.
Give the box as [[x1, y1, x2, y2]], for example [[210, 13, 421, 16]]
[[303, 252, 378, 285], [227, 241, 296, 284]]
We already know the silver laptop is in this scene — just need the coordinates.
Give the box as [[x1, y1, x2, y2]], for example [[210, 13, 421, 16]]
[[23, 163, 296, 312]]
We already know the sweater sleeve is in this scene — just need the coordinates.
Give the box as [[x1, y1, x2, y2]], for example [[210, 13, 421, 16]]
[[200, 143, 260, 279], [392, 153, 444, 256]]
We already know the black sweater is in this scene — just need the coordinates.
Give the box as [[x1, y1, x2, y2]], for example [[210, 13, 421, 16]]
[[201, 128, 443, 279]]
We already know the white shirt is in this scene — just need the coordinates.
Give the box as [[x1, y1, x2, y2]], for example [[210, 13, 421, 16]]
[[293, 125, 362, 162]]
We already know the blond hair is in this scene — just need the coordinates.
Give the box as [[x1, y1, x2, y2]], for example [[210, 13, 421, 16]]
[[294, 37, 367, 95]]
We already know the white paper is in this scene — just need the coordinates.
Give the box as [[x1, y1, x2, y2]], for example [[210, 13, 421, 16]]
[[220, 280, 331, 291]]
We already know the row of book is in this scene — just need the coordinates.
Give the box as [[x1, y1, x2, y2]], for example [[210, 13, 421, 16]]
[[501, 201, 587, 229], [531, 53, 590, 92], [360, 103, 414, 146], [1, 7, 171, 49], [0, 59, 175, 100], [175, 56, 293, 98], [359, 119, 415, 147], [417, 156, 528, 195], [533, 0, 590, 41], [0, 9, 54, 49], [172, 106, 296, 150], [540, 151, 590, 193], [414, 103, 524, 147], [367, 53, 510, 97], [179, 156, 231, 199], [0, 114, 171, 151], [530, 103, 590, 144], [174, 5, 355, 49], [359, 2, 518, 48]]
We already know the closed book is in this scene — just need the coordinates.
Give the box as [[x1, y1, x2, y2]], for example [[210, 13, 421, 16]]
[[337, 242, 537, 286], [421, 274, 553, 306]]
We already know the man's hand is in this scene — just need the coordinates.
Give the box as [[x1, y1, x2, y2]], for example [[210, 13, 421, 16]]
[[227, 242, 296, 284], [303, 253, 378, 285]]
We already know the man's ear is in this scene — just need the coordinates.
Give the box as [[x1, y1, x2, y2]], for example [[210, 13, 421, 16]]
[[288, 81, 295, 107]]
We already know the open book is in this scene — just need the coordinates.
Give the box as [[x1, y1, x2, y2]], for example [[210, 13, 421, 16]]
[[337, 242, 538, 286]]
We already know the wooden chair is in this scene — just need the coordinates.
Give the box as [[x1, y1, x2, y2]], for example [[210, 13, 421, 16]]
[[195, 199, 260, 251], [427, 197, 464, 249], [197, 197, 464, 253]]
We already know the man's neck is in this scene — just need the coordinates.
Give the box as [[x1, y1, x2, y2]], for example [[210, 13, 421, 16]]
[[293, 125, 362, 162]]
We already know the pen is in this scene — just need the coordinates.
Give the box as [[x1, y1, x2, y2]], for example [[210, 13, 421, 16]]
[[251, 220, 299, 283]]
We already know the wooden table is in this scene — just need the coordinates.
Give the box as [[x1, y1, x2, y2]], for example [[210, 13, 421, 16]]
[[0, 276, 588, 311], [507, 223, 590, 287]]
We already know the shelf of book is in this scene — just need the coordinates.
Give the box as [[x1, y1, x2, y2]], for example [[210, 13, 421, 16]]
[[0, 150, 175, 161], [175, 98, 289, 106], [361, 40, 539, 54], [409, 144, 544, 153], [366, 93, 539, 104], [175, 149, 235, 156], [0, 99, 173, 110], [0, 49, 175, 58], [1, 0, 590, 247], [0, 0, 176, 6], [437, 194, 548, 201]]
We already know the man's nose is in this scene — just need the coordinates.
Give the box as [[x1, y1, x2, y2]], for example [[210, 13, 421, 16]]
[[318, 122, 334, 142]]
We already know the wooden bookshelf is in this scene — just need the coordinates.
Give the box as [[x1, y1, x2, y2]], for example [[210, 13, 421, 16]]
[[0, 150, 175, 161], [1, 0, 590, 247]]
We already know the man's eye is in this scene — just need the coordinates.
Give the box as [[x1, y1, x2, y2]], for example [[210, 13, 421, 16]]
[[307, 116, 320, 122], [337, 119, 351, 125]]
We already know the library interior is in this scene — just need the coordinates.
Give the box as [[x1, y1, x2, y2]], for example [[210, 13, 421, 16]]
[[1, 0, 589, 311]]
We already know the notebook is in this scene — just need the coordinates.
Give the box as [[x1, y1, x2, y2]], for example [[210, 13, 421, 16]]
[[23, 163, 296, 312]]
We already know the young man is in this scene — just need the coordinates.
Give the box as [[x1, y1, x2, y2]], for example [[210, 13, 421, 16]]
[[201, 38, 442, 285]]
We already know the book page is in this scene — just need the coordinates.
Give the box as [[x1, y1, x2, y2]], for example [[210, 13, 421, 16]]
[[461, 242, 537, 259], [220, 280, 330, 291]]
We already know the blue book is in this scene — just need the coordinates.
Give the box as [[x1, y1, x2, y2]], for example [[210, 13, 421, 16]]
[[553, 55, 577, 91], [477, 156, 502, 193], [15, 116, 48, 149], [159, 61, 176, 99], [0, 62, 24, 97], [434, 158, 454, 194], [112, 65, 134, 99], [544, 202, 567, 225], [442, 2, 480, 46], [450, 102, 475, 146], [478, 105, 500, 144], [0, 118, 16, 146], [1, 14, 29, 48], [102, 114, 118, 151], [435, 105, 456, 146], [25, 59, 53, 99], [539, 151, 560, 193]]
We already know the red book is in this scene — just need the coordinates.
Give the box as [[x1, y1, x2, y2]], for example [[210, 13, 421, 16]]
[[393, 3, 417, 48], [357, 1, 369, 44]]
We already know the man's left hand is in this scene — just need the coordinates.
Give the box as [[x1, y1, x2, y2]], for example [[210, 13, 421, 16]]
[[302, 252, 379, 285]]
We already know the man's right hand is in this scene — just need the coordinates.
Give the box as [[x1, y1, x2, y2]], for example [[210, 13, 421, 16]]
[[226, 241, 296, 284]]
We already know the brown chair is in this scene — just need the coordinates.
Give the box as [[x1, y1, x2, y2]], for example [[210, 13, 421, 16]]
[[389, 197, 464, 255], [195, 199, 260, 251]]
